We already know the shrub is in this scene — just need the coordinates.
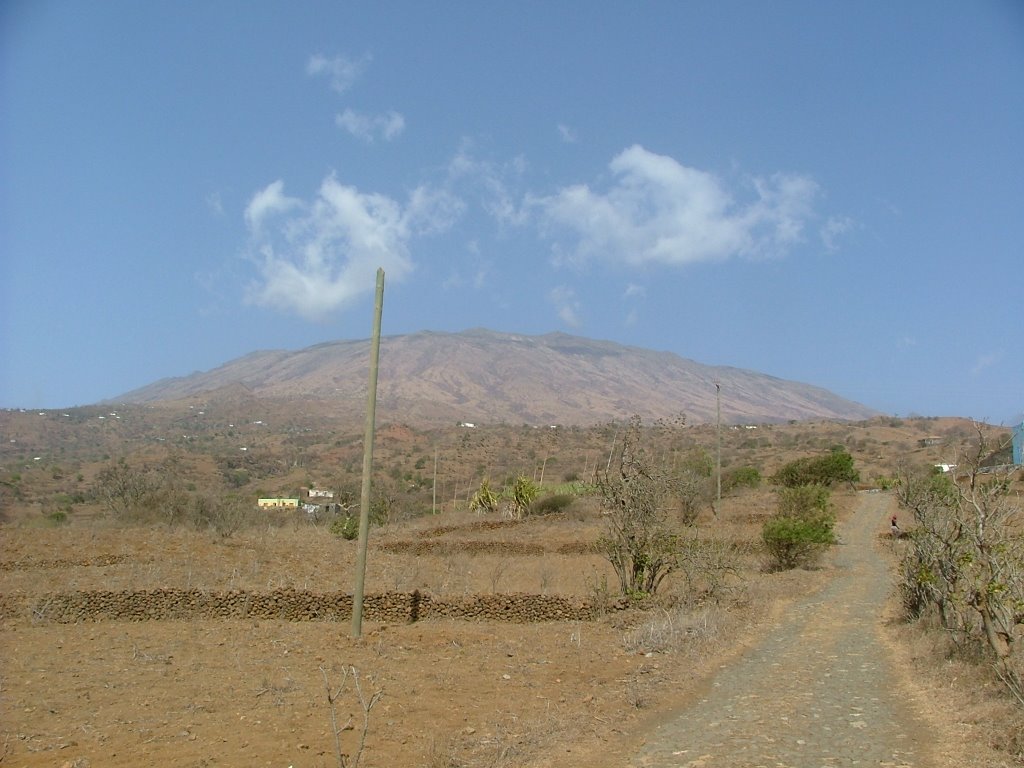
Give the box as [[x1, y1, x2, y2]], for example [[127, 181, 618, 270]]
[[330, 514, 360, 540], [469, 478, 499, 514], [506, 474, 540, 519], [771, 449, 859, 488], [762, 514, 836, 570], [722, 466, 761, 492], [776, 484, 831, 519], [529, 493, 574, 516]]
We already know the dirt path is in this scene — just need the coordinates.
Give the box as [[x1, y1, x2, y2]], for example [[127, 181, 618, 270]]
[[629, 491, 932, 768]]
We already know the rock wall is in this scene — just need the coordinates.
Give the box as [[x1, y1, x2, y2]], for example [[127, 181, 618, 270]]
[[0, 588, 609, 625]]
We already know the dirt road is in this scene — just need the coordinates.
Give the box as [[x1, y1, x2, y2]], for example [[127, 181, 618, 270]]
[[630, 491, 931, 768]]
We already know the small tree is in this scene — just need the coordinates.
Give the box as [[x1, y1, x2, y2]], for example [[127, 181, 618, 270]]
[[596, 415, 691, 597], [93, 460, 157, 520]]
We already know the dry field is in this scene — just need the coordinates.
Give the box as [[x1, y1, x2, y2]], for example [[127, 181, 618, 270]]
[[2, 489, 832, 768], [2, 415, 1021, 767]]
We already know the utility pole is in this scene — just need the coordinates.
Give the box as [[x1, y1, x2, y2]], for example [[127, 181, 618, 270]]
[[715, 380, 722, 509], [352, 268, 385, 639], [432, 445, 438, 514]]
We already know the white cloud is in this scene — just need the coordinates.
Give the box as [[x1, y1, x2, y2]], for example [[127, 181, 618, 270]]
[[245, 175, 462, 321], [624, 283, 646, 299], [535, 145, 819, 267], [446, 144, 529, 226], [335, 108, 406, 143], [549, 285, 582, 328], [244, 180, 301, 232], [306, 53, 368, 94], [557, 123, 577, 143], [820, 215, 854, 251]]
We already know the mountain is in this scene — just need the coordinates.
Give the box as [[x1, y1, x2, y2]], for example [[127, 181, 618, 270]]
[[115, 329, 879, 426]]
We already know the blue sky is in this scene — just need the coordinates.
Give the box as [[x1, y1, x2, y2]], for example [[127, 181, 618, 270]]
[[2, 1, 1022, 424]]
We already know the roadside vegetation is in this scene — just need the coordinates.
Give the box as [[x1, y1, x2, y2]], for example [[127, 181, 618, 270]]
[[892, 424, 1023, 754]]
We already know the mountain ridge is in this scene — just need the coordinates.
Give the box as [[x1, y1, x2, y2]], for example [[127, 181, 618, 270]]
[[115, 329, 879, 426]]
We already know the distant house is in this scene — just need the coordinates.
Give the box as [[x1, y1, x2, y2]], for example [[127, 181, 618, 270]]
[[1014, 422, 1023, 466], [257, 498, 299, 509], [308, 488, 335, 499], [918, 436, 943, 447]]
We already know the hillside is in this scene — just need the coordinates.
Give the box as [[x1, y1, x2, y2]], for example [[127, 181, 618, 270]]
[[115, 329, 878, 426]]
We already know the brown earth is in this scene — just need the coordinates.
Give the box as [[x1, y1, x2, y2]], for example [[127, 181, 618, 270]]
[[2, 489, 1019, 768]]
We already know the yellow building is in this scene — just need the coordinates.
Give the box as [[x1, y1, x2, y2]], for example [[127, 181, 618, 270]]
[[257, 498, 300, 509]]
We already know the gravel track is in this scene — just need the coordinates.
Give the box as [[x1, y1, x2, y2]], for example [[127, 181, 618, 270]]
[[631, 491, 931, 768]]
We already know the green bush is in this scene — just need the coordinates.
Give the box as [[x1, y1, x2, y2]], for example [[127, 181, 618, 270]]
[[507, 474, 540, 519], [771, 449, 859, 488], [529, 493, 574, 516], [762, 514, 836, 570], [722, 466, 761, 492], [776, 484, 831, 519], [330, 515, 360, 540]]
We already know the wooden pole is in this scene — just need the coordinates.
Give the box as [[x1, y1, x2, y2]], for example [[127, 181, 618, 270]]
[[351, 268, 385, 638], [432, 446, 438, 514], [715, 381, 722, 509]]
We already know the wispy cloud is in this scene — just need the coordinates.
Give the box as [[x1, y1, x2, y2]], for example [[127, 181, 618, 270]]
[[821, 215, 854, 251], [534, 145, 818, 267], [206, 191, 225, 216], [624, 282, 646, 299], [335, 108, 406, 143], [244, 176, 463, 320], [970, 351, 1000, 377], [447, 143, 529, 226], [306, 53, 368, 94], [557, 123, 577, 143], [549, 285, 582, 328]]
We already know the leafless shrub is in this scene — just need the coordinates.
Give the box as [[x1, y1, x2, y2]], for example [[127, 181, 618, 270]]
[[595, 415, 694, 597], [622, 606, 720, 656], [320, 665, 384, 768], [488, 558, 510, 593], [623, 667, 654, 709]]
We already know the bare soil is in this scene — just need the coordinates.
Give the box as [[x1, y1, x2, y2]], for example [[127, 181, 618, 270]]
[[1, 491, 1019, 767]]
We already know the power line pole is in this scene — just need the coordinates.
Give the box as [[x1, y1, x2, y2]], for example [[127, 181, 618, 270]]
[[432, 445, 438, 515], [715, 380, 722, 509], [352, 268, 385, 639]]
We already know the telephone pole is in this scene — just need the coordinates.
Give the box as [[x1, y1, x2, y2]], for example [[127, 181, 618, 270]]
[[715, 380, 722, 508], [352, 268, 385, 638]]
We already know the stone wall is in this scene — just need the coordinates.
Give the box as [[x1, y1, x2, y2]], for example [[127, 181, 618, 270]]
[[0, 588, 611, 625]]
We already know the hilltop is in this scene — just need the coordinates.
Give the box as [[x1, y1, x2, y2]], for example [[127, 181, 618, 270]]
[[115, 329, 878, 426]]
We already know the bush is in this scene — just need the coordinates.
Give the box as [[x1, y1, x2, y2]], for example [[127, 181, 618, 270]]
[[722, 466, 761, 492], [776, 484, 831, 519], [771, 449, 859, 488], [330, 515, 360, 540], [762, 514, 836, 570], [529, 493, 574, 516]]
